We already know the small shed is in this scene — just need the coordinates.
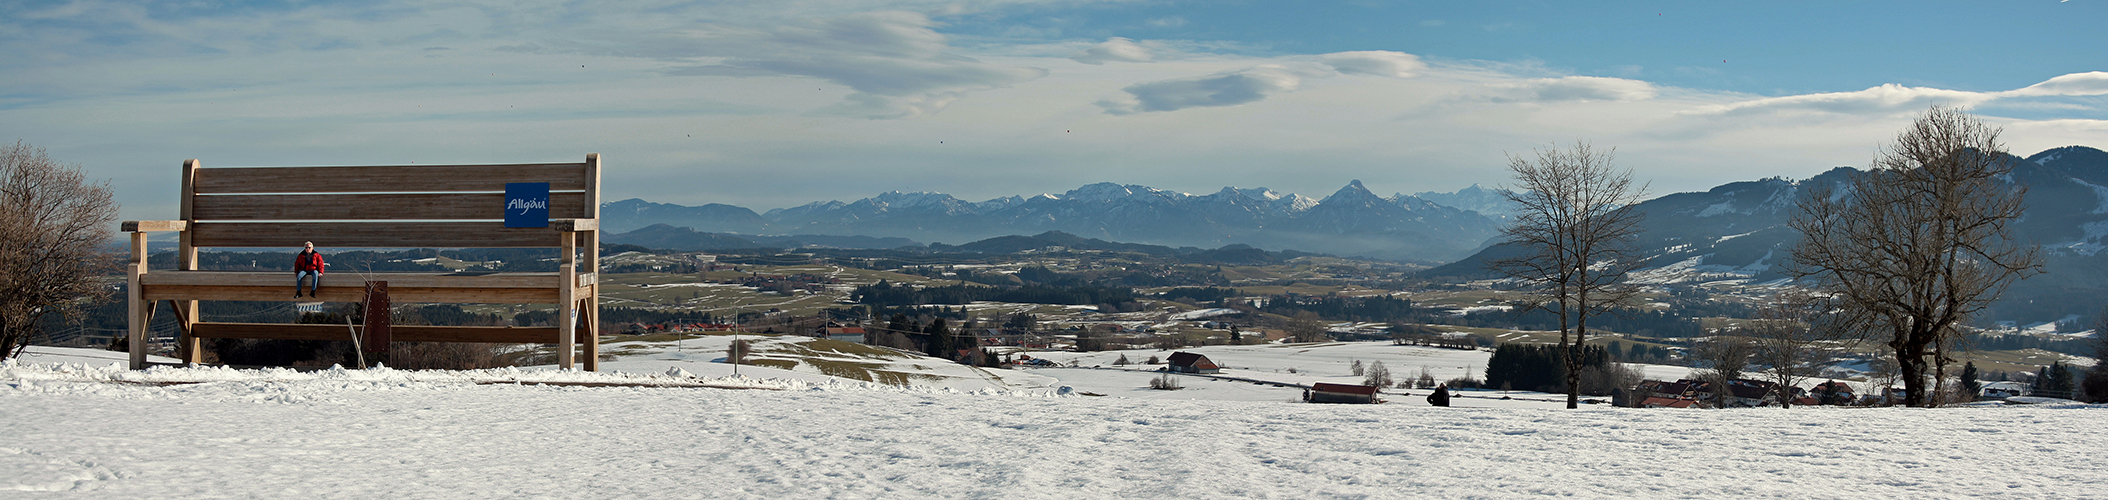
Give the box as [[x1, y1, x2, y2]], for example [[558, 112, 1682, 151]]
[[1165, 352, 1221, 374], [1306, 382, 1380, 404]]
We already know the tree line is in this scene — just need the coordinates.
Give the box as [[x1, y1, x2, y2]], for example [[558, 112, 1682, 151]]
[[851, 281, 1134, 307]]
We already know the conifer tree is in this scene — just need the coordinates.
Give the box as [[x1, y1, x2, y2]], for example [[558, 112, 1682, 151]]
[[1959, 362, 1981, 403], [924, 318, 953, 359]]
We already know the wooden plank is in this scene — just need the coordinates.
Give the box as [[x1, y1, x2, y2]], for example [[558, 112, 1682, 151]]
[[140, 271, 563, 289], [192, 192, 590, 221], [191, 222, 573, 248], [550, 218, 597, 232], [192, 164, 590, 194], [122, 220, 189, 232], [192, 323, 563, 343], [142, 285, 562, 304]]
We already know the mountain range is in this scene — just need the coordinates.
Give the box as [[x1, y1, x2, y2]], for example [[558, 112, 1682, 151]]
[[605, 145, 2108, 324], [603, 180, 1503, 262]]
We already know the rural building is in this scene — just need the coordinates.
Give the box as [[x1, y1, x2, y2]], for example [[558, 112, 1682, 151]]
[[1165, 352, 1220, 374], [1639, 396, 1702, 409], [1810, 380, 1857, 404], [1306, 382, 1380, 404], [1981, 381, 2027, 400], [818, 326, 867, 344], [1635, 378, 1781, 408]]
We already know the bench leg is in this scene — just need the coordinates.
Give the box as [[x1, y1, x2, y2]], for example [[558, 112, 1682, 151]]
[[582, 297, 599, 372], [128, 232, 147, 370], [558, 266, 576, 370]]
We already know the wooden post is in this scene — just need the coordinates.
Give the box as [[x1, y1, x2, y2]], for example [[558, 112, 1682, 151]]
[[362, 281, 390, 354], [558, 231, 576, 370], [127, 231, 147, 369], [582, 153, 601, 372], [178, 160, 201, 363]]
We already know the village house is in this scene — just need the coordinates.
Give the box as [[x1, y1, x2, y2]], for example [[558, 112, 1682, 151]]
[[1632, 378, 1785, 408], [1810, 380, 1857, 405], [1638, 396, 1703, 409], [813, 322, 868, 344], [1165, 352, 1221, 374]]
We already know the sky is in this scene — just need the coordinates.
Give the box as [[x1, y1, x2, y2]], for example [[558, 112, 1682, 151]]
[[4, 0, 2105, 223]]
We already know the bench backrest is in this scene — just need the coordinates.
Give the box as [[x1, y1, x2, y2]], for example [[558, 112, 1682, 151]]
[[179, 155, 600, 249]]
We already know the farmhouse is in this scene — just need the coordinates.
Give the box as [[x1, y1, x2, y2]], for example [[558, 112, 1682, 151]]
[[1165, 351, 1221, 374]]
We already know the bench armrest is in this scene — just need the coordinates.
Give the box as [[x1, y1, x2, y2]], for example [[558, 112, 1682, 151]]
[[122, 220, 189, 232], [550, 219, 597, 232]]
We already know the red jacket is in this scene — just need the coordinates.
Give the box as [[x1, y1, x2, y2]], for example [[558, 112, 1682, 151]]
[[295, 250, 325, 273]]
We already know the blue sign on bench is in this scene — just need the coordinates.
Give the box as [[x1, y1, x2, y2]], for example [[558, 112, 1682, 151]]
[[505, 182, 550, 228]]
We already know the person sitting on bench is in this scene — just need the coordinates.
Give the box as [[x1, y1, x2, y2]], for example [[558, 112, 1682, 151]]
[[294, 241, 325, 298]]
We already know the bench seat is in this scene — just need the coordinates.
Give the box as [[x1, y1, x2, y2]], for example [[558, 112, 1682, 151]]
[[189, 322, 568, 344], [136, 271, 594, 303]]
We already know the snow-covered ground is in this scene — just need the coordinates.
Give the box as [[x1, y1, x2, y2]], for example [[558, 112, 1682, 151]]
[[6, 346, 2105, 497], [1018, 342, 1694, 407]]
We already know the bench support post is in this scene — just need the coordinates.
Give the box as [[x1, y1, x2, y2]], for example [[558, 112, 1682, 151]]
[[177, 159, 201, 364], [363, 282, 391, 357], [127, 231, 147, 369], [581, 229, 599, 372]]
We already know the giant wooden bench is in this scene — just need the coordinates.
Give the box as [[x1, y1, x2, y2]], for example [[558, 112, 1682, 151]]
[[121, 155, 603, 370]]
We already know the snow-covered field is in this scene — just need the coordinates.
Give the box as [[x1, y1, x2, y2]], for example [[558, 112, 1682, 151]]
[[6, 346, 2105, 498]]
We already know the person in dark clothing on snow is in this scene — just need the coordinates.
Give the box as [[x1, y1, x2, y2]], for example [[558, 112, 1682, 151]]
[[1427, 383, 1451, 407], [294, 241, 325, 298]]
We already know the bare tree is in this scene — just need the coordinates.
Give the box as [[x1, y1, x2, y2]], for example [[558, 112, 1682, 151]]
[[1, 141, 119, 359], [1746, 291, 1844, 408], [1363, 360, 1392, 388], [727, 338, 752, 365], [1692, 335, 1755, 407], [1786, 106, 2042, 407], [1286, 311, 1329, 343], [1489, 141, 1648, 409]]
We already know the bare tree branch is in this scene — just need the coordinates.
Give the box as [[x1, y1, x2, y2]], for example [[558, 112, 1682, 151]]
[[1, 140, 120, 358], [1785, 106, 2042, 408], [1487, 141, 1648, 409]]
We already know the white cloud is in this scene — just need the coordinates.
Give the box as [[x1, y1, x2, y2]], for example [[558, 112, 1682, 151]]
[[1071, 37, 1154, 65], [1688, 83, 1994, 116], [662, 11, 1047, 118], [1481, 76, 1658, 103], [2001, 71, 2108, 97], [1097, 65, 1303, 114], [1321, 51, 1425, 78]]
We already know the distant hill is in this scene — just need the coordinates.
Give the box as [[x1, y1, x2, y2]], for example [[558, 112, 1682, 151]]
[[1427, 145, 2108, 325], [602, 224, 918, 251]]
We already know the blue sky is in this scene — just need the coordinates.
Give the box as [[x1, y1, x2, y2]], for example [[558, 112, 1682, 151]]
[[4, 0, 2104, 224]]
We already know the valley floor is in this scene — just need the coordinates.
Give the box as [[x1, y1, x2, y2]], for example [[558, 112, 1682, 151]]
[[4, 348, 2104, 498]]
